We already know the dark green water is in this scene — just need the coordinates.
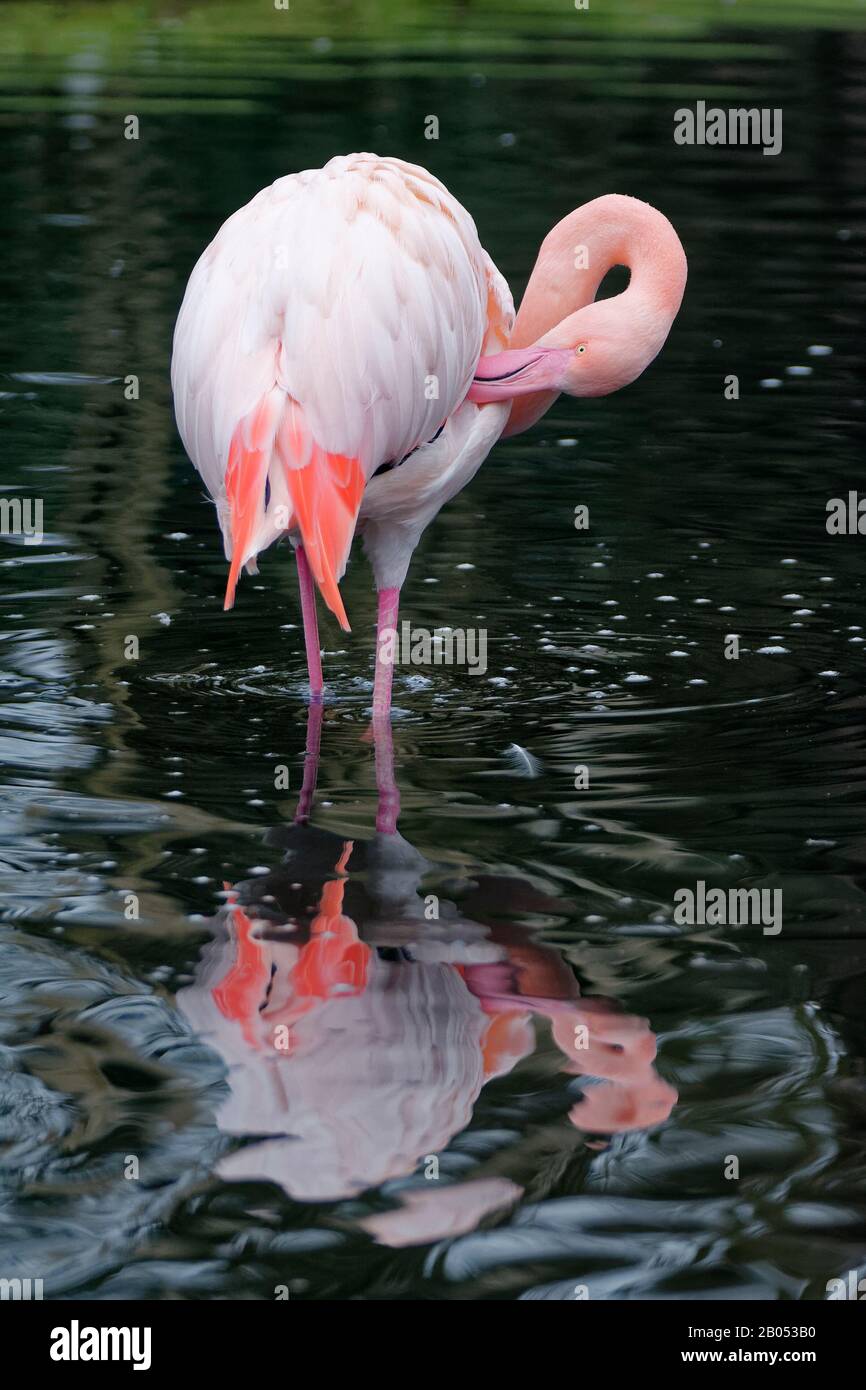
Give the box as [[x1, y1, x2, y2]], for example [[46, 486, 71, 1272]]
[[2, 12, 866, 1299]]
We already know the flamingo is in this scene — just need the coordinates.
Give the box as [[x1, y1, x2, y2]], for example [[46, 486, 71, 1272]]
[[178, 704, 677, 1211], [171, 153, 687, 716]]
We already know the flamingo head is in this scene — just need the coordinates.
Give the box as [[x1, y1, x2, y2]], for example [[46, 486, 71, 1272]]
[[468, 296, 672, 405]]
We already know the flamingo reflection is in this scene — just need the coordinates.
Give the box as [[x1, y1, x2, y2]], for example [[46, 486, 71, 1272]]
[[178, 709, 676, 1240]]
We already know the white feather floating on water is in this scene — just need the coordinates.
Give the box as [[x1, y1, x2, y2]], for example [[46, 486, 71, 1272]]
[[504, 743, 542, 777]]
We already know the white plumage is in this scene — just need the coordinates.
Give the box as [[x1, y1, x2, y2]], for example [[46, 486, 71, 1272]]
[[171, 153, 513, 602]]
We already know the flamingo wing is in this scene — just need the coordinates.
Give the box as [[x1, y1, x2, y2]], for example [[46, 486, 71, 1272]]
[[171, 153, 512, 627]]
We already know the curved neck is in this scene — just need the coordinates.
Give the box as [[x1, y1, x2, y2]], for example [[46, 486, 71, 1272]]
[[505, 194, 687, 436]]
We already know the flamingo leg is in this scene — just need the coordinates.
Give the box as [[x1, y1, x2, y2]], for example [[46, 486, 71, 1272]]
[[294, 699, 323, 824], [294, 661, 399, 831], [295, 544, 323, 699], [372, 713, 400, 834], [372, 585, 400, 720]]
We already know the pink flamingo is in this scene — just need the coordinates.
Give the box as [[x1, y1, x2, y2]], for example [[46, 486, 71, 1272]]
[[171, 154, 686, 716], [178, 707, 676, 1217]]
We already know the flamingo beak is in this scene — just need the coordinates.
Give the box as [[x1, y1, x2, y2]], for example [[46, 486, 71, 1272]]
[[467, 347, 569, 403]]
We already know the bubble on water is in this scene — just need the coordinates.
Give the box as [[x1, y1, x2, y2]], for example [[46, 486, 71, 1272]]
[[646, 572, 664, 579], [165, 532, 190, 541], [781, 558, 798, 565], [760, 378, 783, 389], [456, 562, 475, 571], [807, 344, 833, 356], [590, 561, 606, 569], [782, 593, 802, 600], [624, 672, 651, 683], [786, 365, 812, 377], [757, 645, 788, 655], [656, 594, 677, 603], [818, 670, 839, 678], [248, 866, 270, 876], [669, 650, 688, 658], [793, 609, 814, 616], [688, 679, 708, 686], [499, 131, 517, 147], [557, 437, 578, 447], [153, 612, 171, 625]]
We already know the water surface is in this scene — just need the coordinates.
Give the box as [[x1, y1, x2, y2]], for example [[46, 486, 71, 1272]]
[[2, 6, 866, 1300]]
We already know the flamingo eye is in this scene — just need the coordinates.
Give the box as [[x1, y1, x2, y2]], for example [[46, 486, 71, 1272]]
[[576, 344, 587, 355]]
